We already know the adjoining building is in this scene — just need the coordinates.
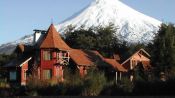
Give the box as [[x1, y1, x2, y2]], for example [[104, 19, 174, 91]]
[[121, 49, 152, 81]]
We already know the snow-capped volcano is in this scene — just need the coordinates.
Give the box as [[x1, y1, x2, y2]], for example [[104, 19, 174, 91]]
[[0, 35, 33, 55], [0, 0, 162, 54], [56, 0, 161, 43]]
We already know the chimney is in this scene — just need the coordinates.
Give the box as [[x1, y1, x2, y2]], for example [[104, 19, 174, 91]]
[[33, 29, 46, 45]]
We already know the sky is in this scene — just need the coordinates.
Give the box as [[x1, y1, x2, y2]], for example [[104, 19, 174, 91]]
[[0, 0, 175, 45]]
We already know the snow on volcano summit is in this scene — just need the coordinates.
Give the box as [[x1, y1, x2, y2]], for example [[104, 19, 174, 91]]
[[56, 0, 161, 43]]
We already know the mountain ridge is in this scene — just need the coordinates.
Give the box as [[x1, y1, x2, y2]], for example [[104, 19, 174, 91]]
[[0, 0, 162, 54]]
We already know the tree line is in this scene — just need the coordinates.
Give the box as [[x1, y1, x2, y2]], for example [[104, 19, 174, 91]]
[[63, 23, 175, 80]]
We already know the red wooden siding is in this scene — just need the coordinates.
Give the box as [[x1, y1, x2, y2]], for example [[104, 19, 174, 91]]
[[21, 62, 28, 85], [39, 49, 64, 81], [79, 66, 87, 77]]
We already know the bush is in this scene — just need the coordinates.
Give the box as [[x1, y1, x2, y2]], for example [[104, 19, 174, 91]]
[[0, 79, 10, 89], [27, 76, 48, 90], [118, 77, 133, 94], [82, 69, 107, 96]]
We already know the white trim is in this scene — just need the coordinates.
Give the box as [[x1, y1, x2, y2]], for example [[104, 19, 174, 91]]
[[121, 49, 150, 65], [19, 57, 32, 67], [119, 72, 122, 80], [116, 72, 118, 84]]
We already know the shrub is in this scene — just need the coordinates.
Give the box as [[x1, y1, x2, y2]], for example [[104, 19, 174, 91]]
[[27, 76, 47, 90], [82, 69, 107, 96], [118, 77, 133, 93], [0, 79, 10, 88]]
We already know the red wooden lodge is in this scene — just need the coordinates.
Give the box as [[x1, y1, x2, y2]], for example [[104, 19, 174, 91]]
[[3, 24, 152, 85]]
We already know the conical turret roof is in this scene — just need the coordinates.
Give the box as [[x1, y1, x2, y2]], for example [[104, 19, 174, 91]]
[[40, 24, 71, 50]]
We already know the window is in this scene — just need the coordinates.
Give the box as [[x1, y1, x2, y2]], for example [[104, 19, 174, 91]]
[[83, 67, 87, 75], [56, 52, 60, 60], [43, 69, 52, 79], [23, 70, 27, 80], [10, 71, 16, 81], [57, 52, 68, 60], [43, 51, 52, 60]]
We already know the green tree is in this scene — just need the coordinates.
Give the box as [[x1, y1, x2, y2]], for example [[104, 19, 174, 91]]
[[150, 23, 175, 78], [64, 24, 119, 58], [82, 69, 107, 96], [95, 23, 119, 57], [133, 62, 147, 82], [0, 53, 16, 66], [64, 25, 96, 50]]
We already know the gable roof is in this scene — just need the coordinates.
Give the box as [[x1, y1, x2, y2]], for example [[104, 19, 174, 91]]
[[104, 58, 127, 72], [91, 51, 104, 59], [69, 49, 102, 66], [121, 48, 151, 65], [132, 53, 150, 61], [40, 24, 71, 50], [69, 49, 127, 72]]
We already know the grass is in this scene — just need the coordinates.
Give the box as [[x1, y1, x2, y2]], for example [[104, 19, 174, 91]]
[[0, 79, 10, 89]]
